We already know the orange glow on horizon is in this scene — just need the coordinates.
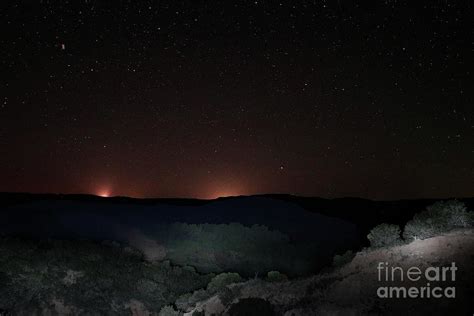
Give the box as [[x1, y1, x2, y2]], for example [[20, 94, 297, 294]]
[[96, 188, 111, 198], [205, 187, 243, 200], [199, 177, 251, 200]]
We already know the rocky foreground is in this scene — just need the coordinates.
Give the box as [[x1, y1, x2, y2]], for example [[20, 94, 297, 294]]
[[182, 229, 474, 316], [0, 229, 473, 315]]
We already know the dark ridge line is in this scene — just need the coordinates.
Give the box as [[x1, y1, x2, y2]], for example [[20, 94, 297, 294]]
[[1, 191, 473, 202]]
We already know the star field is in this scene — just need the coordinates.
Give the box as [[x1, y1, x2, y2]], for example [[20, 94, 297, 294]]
[[0, 1, 472, 199]]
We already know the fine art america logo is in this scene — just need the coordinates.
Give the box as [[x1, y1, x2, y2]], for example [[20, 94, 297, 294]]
[[377, 262, 457, 299]]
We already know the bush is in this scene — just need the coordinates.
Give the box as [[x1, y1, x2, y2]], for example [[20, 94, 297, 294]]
[[147, 222, 315, 276], [159, 305, 181, 316], [218, 286, 242, 306], [332, 250, 355, 268], [175, 290, 209, 312], [207, 273, 243, 293], [175, 273, 245, 312], [0, 237, 212, 314], [469, 212, 474, 226], [265, 271, 288, 282], [403, 200, 471, 241], [367, 224, 402, 248]]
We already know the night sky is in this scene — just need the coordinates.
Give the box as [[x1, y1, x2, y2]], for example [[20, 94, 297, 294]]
[[1, 1, 472, 200]]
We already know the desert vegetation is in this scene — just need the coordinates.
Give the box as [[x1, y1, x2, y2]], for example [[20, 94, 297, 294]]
[[0, 235, 298, 315], [0, 237, 212, 314], [403, 200, 472, 241], [367, 223, 402, 248], [332, 250, 355, 268], [367, 200, 473, 248], [0, 200, 472, 315], [139, 222, 317, 276]]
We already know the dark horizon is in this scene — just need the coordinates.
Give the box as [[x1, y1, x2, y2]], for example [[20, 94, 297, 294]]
[[1, 190, 473, 203], [1, 1, 472, 200]]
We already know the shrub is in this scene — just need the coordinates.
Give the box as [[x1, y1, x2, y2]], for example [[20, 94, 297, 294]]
[[265, 271, 288, 282], [207, 272, 243, 293], [403, 200, 471, 241], [148, 222, 314, 276], [159, 305, 181, 316], [469, 211, 474, 226], [0, 237, 212, 314], [175, 290, 209, 312], [332, 250, 355, 268], [218, 286, 242, 306], [367, 224, 402, 248]]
